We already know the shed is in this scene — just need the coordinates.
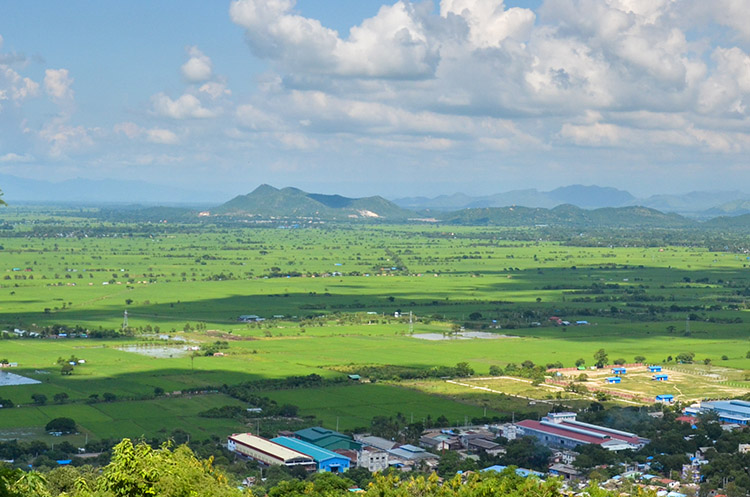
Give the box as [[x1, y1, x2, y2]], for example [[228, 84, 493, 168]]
[[606, 376, 621, 384], [656, 395, 674, 403], [653, 374, 668, 381], [612, 367, 627, 375], [648, 366, 662, 372]]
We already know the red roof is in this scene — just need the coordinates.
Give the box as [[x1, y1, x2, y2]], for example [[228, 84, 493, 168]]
[[516, 420, 607, 445], [517, 419, 643, 446], [676, 416, 698, 424]]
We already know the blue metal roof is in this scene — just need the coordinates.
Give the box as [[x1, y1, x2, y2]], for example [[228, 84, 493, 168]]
[[271, 436, 347, 463]]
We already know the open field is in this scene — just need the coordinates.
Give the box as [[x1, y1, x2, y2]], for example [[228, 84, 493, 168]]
[[2, 212, 750, 441]]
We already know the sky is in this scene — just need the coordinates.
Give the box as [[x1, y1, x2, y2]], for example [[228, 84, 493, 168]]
[[1, 0, 750, 200]]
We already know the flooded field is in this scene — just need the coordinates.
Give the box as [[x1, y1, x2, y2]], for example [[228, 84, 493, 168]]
[[117, 345, 190, 358], [412, 332, 517, 341], [0, 371, 42, 387]]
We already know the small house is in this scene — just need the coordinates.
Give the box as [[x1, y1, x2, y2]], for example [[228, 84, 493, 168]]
[[649, 366, 662, 373], [656, 394, 674, 403], [606, 376, 621, 384], [612, 367, 627, 375], [653, 374, 668, 381]]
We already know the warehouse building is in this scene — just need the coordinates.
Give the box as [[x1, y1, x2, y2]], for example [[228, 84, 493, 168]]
[[691, 400, 750, 424], [294, 427, 362, 451], [272, 436, 351, 473], [516, 412, 649, 451], [227, 433, 315, 469]]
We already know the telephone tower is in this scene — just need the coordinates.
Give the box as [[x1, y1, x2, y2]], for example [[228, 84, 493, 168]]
[[122, 310, 129, 330]]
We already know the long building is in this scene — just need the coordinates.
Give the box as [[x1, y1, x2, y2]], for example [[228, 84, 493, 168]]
[[227, 433, 315, 469], [272, 436, 351, 473], [516, 412, 649, 451], [690, 400, 750, 424]]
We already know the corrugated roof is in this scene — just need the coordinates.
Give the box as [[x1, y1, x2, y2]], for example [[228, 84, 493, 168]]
[[229, 433, 313, 463], [272, 436, 349, 463]]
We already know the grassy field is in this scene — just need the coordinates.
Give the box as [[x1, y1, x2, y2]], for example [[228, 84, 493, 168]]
[[2, 213, 750, 441]]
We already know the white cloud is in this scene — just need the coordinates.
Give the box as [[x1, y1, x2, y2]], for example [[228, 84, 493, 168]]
[[230, 0, 438, 78], [199, 81, 231, 99], [152, 92, 217, 119], [44, 68, 74, 101], [39, 119, 94, 157], [440, 0, 536, 48], [114, 122, 179, 144], [146, 128, 179, 144], [181, 46, 213, 82], [0, 152, 34, 163], [0, 65, 39, 109]]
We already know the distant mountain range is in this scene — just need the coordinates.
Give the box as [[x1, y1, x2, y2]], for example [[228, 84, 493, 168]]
[[0, 173, 222, 205], [393, 185, 750, 219], [213, 184, 413, 220], [3, 172, 750, 224]]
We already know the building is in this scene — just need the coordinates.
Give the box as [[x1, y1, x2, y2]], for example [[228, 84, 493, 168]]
[[358, 446, 389, 472], [692, 400, 750, 424], [649, 366, 662, 373], [612, 367, 627, 375], [271, 436, 351, 473], [294, 427, 362, 451], [656, 395, 675, 403], [227, 433, 315, 469], [653, 374, 668, 381], [354, 435, 398, 452], [466, 438, 504, 456], [419, 432, 461, 451], [387, 444, 438, 464], [515, 412, 649, 451], [606, 376, 621, 384]]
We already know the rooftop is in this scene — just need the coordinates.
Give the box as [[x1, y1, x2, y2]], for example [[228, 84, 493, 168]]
[[271, 436, 349, 463]]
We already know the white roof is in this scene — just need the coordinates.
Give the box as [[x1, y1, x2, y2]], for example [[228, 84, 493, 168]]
[[229, 433, 312, 463]]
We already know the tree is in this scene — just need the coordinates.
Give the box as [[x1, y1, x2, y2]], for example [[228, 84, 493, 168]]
[[634, 355, 646, 363], [676, 351, 695, 364], [575, 358, 585, 367], [93, 439, 243, 497], [61, 363, 73, 375], [489, 365, 502, 376], [102, 392, 117, 402], [593, 348, 608, 367], [53, 392, 69, 404], [0, 189, 5, 206], [613, 358, 626, 365], [455, 362, 474, 377], [45, 417, 76, 433], [31, 393, 47, 405]]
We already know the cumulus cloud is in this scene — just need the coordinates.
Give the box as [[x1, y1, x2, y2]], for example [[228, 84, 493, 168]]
[[0, 65, 39, 107], [152, 92, 217, 119], [181, 46, 213, 82], [230, 0, 438, 78], [44, 68, 74, 101], [114, 122, 179, 144], [199, 81, 231, 99]]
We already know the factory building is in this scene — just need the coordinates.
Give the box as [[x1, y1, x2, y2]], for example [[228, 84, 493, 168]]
[[227, 433, 315, 469], [272, 436, 351, 473], [516, 412, 649, 451]]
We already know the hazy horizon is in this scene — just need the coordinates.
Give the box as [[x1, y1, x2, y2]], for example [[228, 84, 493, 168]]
[[2, 1, 750, 198]]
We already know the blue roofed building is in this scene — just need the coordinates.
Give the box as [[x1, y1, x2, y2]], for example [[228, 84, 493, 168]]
[[606, 376, 621, 384], [649, 366, 662, 372], [612, 367, 627, 375], [271, 436, 351, 473], [694, 400, 750, 424], [656, 395, 674, 403]]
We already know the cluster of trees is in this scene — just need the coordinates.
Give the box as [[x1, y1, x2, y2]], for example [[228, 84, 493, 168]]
[[198, 399, 299, 420], [347, 362, 475, 382]]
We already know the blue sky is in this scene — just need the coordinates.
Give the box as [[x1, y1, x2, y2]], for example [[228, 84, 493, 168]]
[[1, 0, 749, 200]]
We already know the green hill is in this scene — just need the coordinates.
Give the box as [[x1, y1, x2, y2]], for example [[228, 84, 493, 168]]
[[442, 204, 696, 228], [212, 184, 413, 220]]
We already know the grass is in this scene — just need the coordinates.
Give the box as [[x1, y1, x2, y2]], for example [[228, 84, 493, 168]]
[[2, 215, 750, 441]]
